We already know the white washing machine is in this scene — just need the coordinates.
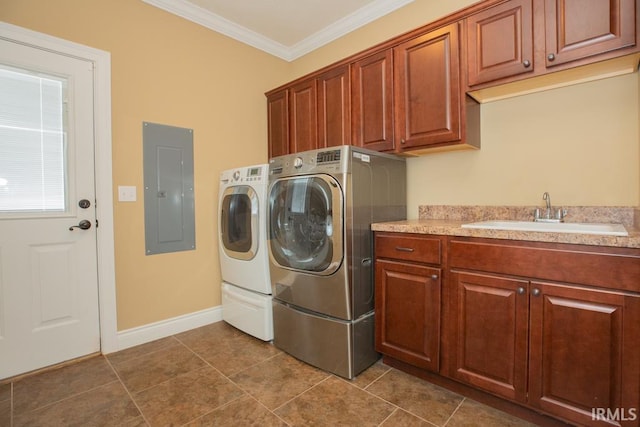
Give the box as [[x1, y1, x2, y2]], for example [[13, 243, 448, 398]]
[[219, 164, 272, 341]]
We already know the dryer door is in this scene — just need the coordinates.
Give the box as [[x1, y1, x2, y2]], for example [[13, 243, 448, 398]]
[[220, 185, 259, 260], [269, 174, 343, 275]]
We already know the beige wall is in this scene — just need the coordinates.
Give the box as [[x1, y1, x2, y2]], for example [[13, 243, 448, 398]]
[[2, 0, 638, 331], [1, 0, 289, 330], [287, 0, 640, 216]]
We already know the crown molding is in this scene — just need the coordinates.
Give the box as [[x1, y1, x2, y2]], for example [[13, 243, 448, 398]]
[[141, 0, 414, 61]]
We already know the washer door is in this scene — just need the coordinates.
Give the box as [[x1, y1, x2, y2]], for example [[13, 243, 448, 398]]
[[269, 174, 343, 275], [220, 185, 258, 260]]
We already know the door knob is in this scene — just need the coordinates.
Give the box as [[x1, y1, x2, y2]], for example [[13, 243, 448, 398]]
[[69, 220, 92, 231]]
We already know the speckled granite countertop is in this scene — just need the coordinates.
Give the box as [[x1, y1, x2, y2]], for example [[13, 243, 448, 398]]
[[371, 206, 640, 249]]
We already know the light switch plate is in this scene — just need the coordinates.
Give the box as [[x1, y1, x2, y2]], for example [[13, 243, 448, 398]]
[[118, 185, 137, 202]]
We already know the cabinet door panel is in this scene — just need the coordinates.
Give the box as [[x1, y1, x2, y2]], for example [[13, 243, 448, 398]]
[[545, 0, 636, 67], [351, 50, 394, 152], [451, 271, 529, 402], [290, 79, 317, 153], [466, 0, 534, 86], [394, 23, 461, 149], [267, 89, 289, 158], [528, 282, 639, 425], [318, 65, 350, 148], [375, 259, 440, 371]]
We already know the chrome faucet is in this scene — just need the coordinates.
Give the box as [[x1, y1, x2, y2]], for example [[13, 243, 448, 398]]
[[534, 192, 567, 222], [543, 192, 552, 218]]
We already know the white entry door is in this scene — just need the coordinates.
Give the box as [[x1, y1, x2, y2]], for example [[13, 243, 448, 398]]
[[0, 38, 100, 379]]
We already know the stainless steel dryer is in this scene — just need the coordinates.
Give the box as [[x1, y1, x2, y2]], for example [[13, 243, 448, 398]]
[[268, 145, 406, 378]]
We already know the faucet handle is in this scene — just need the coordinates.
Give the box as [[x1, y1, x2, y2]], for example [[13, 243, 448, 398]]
[[533, 208, 541, 221], [555, 208, 568, 221]]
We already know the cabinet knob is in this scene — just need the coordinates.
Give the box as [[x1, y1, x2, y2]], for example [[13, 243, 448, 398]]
[[517, 287, 525, 295], [547, 53, 556, 62], [523, 60, 531, 68], [400, 138, 406, 144], [532, 288, 541, 297], [431, 274, 439, 280]]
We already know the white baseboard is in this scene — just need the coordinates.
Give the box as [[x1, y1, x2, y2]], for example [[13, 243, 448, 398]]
[[109, 305, 223, 353]]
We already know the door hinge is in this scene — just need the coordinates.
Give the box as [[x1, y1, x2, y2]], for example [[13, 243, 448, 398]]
[[95, 219, 99, 228]]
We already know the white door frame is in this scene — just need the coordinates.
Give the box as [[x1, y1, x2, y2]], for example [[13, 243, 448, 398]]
[[0, 22, 118, 353]]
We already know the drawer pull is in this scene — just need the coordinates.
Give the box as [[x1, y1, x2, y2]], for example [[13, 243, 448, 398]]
[[395, 246, 414, 252]]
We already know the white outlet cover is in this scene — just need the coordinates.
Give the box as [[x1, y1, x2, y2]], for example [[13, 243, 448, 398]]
[[118, 185, 137, 202]]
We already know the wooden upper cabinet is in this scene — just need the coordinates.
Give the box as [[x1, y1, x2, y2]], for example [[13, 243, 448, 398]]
[[544, 0, 637, 68], [289, 78, 318, 153], [267, 89, 289, 158], [466, 0, 534, 86], [317, 65, 350, 148], [394, 23, 461, 150], [351, 50, 395, 152]]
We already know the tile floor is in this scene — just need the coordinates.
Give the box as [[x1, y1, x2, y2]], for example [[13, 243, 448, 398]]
[[0, 322, 538, 426]]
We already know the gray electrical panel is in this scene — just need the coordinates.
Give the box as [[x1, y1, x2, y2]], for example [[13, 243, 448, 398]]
[[143, 122, 195, 255]]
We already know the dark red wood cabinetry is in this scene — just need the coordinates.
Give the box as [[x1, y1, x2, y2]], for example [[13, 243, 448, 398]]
[[351, 50, 395, 152], [466, 0, 534, 86], [267, 0, 639, 156], [266, 89, 289, 158], [544, 0, 637, 68], [374, 233, 443, 372], [317, 65, 351, 148], [394, 23, 466, 151], [289, 78, 317, 153], [374, 232, 640, 426], [465, 0, 639, 88], [449, 271, 529, 402]]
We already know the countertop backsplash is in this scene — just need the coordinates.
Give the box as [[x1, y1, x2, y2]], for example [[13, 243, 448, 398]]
[[418, 205, 639, 228]]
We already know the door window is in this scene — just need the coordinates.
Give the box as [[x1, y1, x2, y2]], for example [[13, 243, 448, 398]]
[[220, 186, 258, 260], [269, 175, 342, 273], [0, 65, 67, 214]]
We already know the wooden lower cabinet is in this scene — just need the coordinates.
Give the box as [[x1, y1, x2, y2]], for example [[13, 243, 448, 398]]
[[528, 282, 640, 426], [449, 270, 640, 426], [375, 233, 640, 426], [374, 233, 443, 372], [450, 271, 529, 402], [375, 259, 441, 371]]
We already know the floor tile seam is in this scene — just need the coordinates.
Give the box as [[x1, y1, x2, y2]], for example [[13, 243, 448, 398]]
[[246, 393, 292, 427], [442, 396, 466, 426], [355, 369, 448, 427], [122, 364, 220, 396], [172, 336, 237, 383], [333, 373, 410, 417], [363, 365, 393, 391], [102, 355, 152, 426], [175, 393, 248, 427], [270, 374, 334, 414], [377, 407, 400, 426], [218, 348, 285, 380], [105, 336, 184, 368], [12, 378, 123, 417]]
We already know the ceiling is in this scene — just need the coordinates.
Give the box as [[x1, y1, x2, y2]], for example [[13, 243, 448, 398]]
[[142, 0, 414, 61]]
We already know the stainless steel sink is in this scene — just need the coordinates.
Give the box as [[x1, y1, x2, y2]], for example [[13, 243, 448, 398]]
[[461, 220, 628, 236]]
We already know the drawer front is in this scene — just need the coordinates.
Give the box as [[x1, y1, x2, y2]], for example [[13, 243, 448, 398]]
[[450, 239, 640, 292], [375, 233, 441, 264]]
